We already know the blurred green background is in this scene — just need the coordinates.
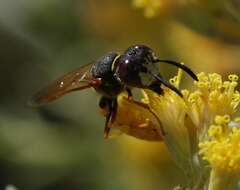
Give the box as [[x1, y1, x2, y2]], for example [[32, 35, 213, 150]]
[[0, 0, 240, 189]]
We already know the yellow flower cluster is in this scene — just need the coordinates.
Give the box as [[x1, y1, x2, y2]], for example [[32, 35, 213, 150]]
[[183, 73, 240, 131], [199, 115, 240, 173], [112, 69, 240, 144], [110, 68, 240, 188], [132, 0, 161, 18]]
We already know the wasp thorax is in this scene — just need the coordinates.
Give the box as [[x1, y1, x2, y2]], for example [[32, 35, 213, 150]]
[[91, 52, 124, 98], [91, 52, 118, 78], [114, 45, 157, 88]]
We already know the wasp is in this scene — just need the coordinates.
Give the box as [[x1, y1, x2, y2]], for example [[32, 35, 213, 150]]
[[30, 45, 198, 139]]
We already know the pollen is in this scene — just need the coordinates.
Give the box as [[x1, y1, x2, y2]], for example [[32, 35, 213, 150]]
[[199, 115, 240, 173], [183, 72, 240, 129], [132, 0, 161, 18]]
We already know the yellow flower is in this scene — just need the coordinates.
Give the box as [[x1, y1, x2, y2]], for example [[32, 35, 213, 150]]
[[199, 115, 240, 190], [199, 115, 240, 173], [183, 73, 240, 143], [142, 69, 196, 178], [132, 0, 162, 18], [109, 66, 240, 189]]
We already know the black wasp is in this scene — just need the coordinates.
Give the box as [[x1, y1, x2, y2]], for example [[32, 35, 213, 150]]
[[31, 44, 198, 138]]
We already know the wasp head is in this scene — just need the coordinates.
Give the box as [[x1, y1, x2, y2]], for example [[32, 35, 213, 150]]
[[114, 45, 158, 88], [113, 44, 199, 97]]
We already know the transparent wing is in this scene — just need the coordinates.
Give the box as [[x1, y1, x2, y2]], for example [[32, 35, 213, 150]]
[[30, 63, 94, 106]]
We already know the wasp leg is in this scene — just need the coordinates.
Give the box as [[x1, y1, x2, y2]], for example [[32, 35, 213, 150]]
[[104, 112, 112, 139], [109, 99, 118, 123], [126, 87, 133, 100], [105, 99, 118, 139], [99, 97, 111, 138], [99, 97, 118, 139], [148, 81, 164, 95], [99, 96, 109, 112]]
